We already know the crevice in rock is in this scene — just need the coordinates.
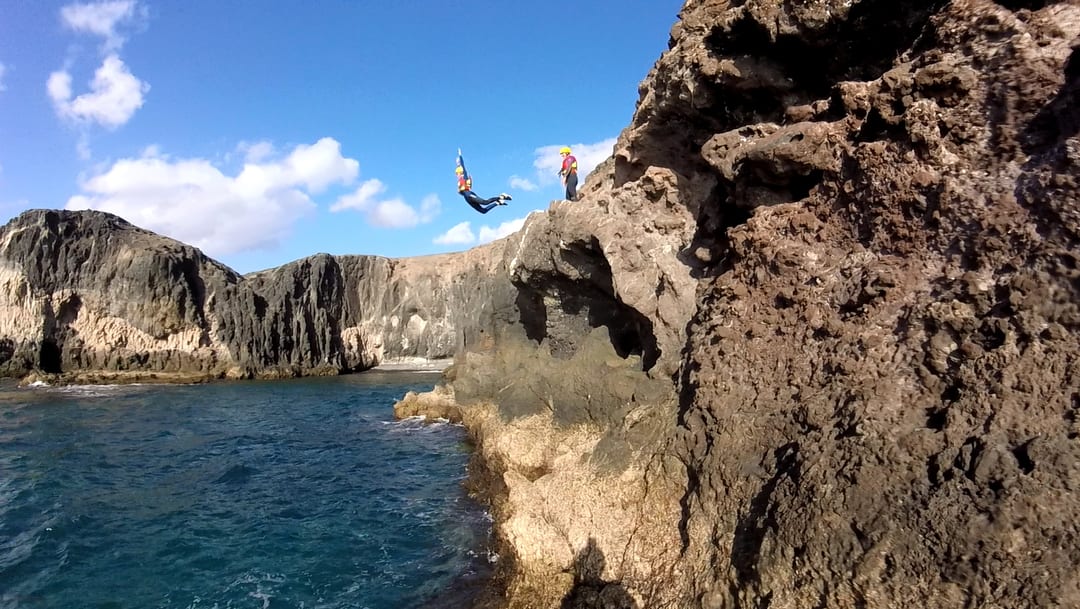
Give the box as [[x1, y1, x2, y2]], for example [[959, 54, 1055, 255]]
[[0, 338, 14, 367], [926, 406, 949, 431], [731, 443, 801, 597], [686, 184, 754, 279], [1011, 440, 1036, 474]]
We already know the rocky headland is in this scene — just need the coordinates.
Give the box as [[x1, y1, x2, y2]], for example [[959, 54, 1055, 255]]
[[2, 0, 1078, 607]]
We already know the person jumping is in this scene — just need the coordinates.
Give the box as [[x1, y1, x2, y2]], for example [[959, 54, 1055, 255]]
[[456, 151, 510, 214]]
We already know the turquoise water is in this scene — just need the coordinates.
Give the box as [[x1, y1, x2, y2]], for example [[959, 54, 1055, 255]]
[[0, 372, 491, 609]]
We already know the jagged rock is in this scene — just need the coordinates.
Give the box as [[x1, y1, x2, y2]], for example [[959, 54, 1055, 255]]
[[5, 0, 1080, 607], [0, 209, 509, 382], [404, 1, 1080, 608]]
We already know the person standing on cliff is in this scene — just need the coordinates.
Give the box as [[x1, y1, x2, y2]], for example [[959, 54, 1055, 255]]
[[558, 146, 578, 201], [456, 151, 511, 214]]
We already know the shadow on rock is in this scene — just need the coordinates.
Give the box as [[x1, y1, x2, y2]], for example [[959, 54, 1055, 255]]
[[560, 538, 638, 609]]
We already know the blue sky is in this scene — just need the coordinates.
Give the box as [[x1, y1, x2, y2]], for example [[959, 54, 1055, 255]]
[[0, 1, 683, 273]]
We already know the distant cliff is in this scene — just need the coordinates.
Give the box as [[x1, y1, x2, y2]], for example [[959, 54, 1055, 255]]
[[0, 209, 509, 382]]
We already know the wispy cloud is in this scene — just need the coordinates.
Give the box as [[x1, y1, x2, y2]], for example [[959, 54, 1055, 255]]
[[66, 137, 359, 258], [237, 140, 275, 164], [531, 138, 616, 186], [433, 216, 526, 247], [60, 0, 143, 52], [509, 175, 538, 191], [331, 182, 439, 229], [0, 62, 7, 93]]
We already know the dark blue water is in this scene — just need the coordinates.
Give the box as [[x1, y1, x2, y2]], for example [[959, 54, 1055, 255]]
[[0, 372, 491, 609]]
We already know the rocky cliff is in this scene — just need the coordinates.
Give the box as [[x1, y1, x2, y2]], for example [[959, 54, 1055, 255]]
[[399, 1, 1080, 608], [0, 209, 509, 382], [4, 0, 1078, 607]]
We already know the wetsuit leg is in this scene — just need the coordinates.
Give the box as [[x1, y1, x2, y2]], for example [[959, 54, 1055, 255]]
[[565, 173, 578, 201], [463, 191, 500, 214]]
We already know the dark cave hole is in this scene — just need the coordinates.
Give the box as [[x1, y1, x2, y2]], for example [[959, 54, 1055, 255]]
[[926, 406, 948, 431], [1012, 441, 1036, 474], [685, 184, 754, 279], [942, 384, 962, 404], [789, 170, 825, 202], [854, 107, 908, 143], [977, 324, 1007, 350], [39, 339, 62, 374]]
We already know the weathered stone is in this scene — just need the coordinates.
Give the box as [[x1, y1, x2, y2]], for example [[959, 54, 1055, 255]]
[[6, 1, 1080, 608]]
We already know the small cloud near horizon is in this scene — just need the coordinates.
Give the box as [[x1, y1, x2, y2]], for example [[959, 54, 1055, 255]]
[[0, 62, 7, 92], [433, 216, 526, 247], [331, 183, 440, 229]]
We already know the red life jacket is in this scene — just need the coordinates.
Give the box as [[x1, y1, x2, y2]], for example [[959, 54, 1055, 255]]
[[561, 155, 578, 175]]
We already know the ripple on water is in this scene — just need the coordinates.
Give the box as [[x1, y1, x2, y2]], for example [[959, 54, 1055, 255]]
[[0, 374, 492, 609]]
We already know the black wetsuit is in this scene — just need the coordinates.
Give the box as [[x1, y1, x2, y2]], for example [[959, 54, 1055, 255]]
[[564, 172, 578, 201], [460, 190, 502, 214]]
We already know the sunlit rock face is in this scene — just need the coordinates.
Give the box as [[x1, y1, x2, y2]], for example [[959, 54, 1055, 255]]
[[406, 0, 1080, 607]]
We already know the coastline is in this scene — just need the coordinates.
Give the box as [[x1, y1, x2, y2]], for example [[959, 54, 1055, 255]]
[[372, 357, 453, 373]]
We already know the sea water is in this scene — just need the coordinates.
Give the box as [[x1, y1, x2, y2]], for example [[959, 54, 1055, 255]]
[[0, 372, 491, 609]]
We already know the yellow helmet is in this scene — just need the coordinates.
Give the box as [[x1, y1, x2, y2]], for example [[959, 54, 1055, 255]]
[[559, 146, 571, 155], [455, 166, 464, 174]]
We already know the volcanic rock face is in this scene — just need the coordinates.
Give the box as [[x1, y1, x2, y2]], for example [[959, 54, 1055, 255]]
[[409, 1, 1080, 608], [4, 0, 1079, 607], [0, 209, 508, 382]]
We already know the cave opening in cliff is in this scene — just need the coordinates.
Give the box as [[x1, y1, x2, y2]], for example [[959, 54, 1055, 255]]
[[38, 339, 62, 374], [684, 183, 753, 279], [514, 240, 661, 372]]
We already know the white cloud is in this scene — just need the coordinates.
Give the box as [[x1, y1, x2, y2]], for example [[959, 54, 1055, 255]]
[[0, 62, 7, 92], [434, 222, 475, 245], [533, 138, 617, 186], [434, 216, 527, 247], [331, 181, 440, 229], [509, 175, 538, 191], [48, 54, 149, 129], [478, 217, 526, 244], [238, 140, 275, 164], [369, 198, 420, 228], [61, 0, 141, 52], [235, 137, 358, 196], [65, 138, 359, 258]]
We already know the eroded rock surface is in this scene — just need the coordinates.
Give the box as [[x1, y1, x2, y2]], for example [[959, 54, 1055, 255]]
[[406, 1, 1080, 608], [4, 0, 1079, 607]]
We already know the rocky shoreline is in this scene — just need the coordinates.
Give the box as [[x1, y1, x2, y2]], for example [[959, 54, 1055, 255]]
[[2, 1, 1079, 607]]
